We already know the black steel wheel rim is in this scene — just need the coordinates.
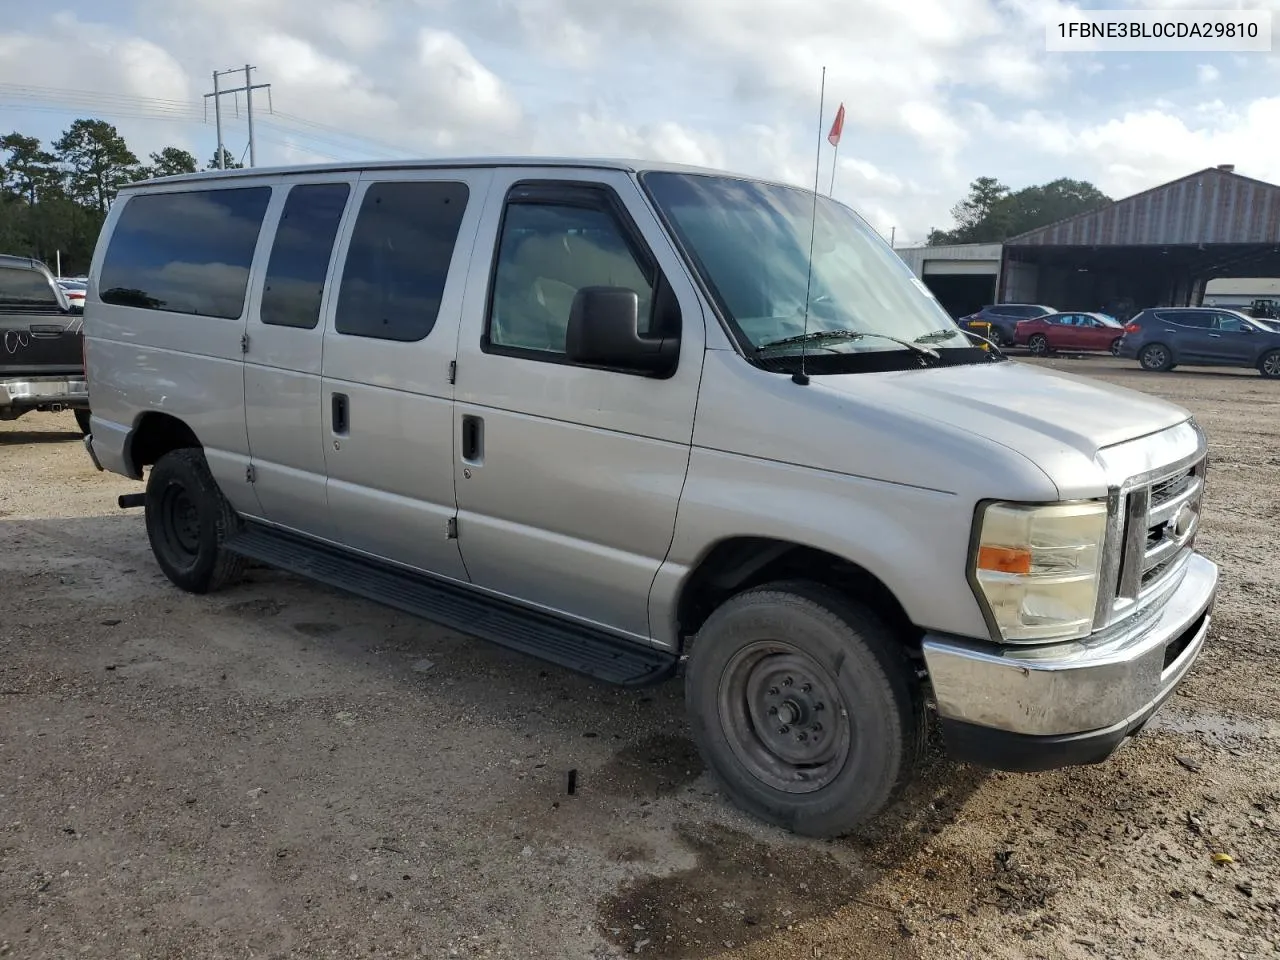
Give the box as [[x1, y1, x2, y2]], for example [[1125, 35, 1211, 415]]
[[717, 641, 852, 795], [158, 481, 201, 563]]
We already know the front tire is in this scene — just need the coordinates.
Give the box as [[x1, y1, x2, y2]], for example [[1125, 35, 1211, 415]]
[[1028, 333, 1050, 356], [74, 409, 91, 435], [1139, 342, 1174, 372], [684, 581, 924, 838], [1260, 349, 1280, 379], [145, 448, 246, 594]]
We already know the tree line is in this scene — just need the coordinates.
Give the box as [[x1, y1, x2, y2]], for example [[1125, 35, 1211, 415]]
[[0, 118, 243, 275], [3, 116, 1115, 275], [925, 175, 1112, 246]]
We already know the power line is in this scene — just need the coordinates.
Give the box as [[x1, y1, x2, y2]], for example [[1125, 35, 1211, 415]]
[[0, 81, 416, 163]]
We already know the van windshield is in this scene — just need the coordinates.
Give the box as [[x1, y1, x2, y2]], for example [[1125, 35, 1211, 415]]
[[641, 171, 991, 373]]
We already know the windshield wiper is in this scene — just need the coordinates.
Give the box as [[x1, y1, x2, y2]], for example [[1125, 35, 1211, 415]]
[[756, 328, 939, 359], [913, 327, 964, 344]]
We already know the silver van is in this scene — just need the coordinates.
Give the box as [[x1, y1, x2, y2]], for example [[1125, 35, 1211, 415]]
[[81, 158, 1217, 837]]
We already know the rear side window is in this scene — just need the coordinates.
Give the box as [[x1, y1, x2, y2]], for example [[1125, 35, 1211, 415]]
[[1157, 310, 1210, 328], [0, 266, 58, 307], [260, 183, 351, 329], [334, 180, 469, 342], [100, 187, 272, 318]]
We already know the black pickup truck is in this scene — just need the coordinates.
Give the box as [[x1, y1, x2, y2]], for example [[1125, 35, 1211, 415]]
[[0, 254, 90, 433]]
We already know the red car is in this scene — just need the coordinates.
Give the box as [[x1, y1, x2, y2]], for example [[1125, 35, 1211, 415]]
[[1014, 311, 1125, 356]]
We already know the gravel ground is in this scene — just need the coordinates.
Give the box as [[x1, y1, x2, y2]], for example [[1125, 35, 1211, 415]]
[[1, 355, 1277, 960]]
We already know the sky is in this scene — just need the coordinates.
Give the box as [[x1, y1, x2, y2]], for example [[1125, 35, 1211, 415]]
[[1, 0, 1279, 244]]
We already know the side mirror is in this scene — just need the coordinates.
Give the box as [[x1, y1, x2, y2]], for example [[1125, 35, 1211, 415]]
[[565, 286, 678, 374]]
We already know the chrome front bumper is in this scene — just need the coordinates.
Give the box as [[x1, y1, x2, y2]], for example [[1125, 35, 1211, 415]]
[[0, 376, 88, 408], [922, 551, 1217, 770]]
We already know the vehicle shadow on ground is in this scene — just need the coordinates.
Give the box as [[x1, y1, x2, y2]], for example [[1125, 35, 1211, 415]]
[[0, 427, 81, 445]]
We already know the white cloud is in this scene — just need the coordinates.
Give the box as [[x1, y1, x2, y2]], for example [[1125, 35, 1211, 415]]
[[1197, 64, 1220, 84], [979, 98, 1280, 199], [4, 0, 1279, 245]]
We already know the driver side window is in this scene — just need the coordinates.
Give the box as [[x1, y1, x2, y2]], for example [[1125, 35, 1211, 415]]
[[487, 200, 654, 357], [1214, 313, 1247, 332]]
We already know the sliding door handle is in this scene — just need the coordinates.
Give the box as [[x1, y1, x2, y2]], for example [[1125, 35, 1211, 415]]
[[461, 414, 484, 464], [332, 393, 349, 435]]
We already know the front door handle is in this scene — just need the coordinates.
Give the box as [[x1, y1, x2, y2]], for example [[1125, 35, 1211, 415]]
[[332, 393, 349, 435], [1208, 334, 1221, 339], [461, 414, 484, 464]]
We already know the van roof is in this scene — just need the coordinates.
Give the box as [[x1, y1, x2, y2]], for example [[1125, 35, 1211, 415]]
[[118, 156, 802, 192]]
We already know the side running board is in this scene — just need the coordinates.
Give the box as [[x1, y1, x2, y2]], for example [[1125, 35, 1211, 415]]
[[224, 522, 678, 688]]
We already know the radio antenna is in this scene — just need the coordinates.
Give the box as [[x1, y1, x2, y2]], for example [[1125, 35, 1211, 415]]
[[794, 65, 826, 386]]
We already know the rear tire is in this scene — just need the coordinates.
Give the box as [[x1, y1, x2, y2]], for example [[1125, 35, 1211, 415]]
[[684, 580, 924, 838], [1110, 338, 1122, 357], [1028, 333, 1050, 356], [1260, 349, 1280, 379], [144, 448, 246, 594], [74, 409, 91, 435], [1139, 342, 1174, 372]]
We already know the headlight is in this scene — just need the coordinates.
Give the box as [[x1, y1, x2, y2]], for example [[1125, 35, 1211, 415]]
[[970, 500, 1108, 643]]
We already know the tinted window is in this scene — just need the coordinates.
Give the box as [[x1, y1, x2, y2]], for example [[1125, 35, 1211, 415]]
[[1213, 312, 1250, 332], [488, 202, 654, 355], [0, 266, 58, 306], [1172, 311, 1212, 328], [100, 187, 272, 318], [261, 183, 350, 329], [334, 180, 469, 342]]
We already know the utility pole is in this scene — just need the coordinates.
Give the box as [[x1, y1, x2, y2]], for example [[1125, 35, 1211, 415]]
[[203, 65, 272, 168]]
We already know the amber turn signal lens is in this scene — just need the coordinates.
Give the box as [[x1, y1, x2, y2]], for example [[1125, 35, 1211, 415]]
[[976, 544, 1032, 575]]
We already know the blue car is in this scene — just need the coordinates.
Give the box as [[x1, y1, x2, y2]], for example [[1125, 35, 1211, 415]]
[[1117, 306, 1280, 379]]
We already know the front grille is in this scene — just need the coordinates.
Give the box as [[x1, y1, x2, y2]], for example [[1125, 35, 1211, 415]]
[[1096, 451, 1206, 628]]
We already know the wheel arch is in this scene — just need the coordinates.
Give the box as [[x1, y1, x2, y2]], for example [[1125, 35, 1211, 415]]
[[673, 536, 920, 655], [126, 411, 202, 477]]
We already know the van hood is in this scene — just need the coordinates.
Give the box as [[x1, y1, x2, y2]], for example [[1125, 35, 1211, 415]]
[[811, 358, 1190, 486]]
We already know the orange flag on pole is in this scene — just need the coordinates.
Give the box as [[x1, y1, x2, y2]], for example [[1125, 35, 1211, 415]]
[[827, 102, 845, 146]]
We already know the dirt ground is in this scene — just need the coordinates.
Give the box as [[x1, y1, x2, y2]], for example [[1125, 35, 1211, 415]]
[[1, 356, 1277, 960]]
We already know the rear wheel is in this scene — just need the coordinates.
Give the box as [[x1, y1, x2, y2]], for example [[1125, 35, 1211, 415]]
[[1028, 333, 1050, 356], [1139, 343, 1174, 372], [145, 448, 246, 593], [1110, 338, 1122, 357], [684, 581, 924, 838], [74, 408, 91, 435], [1260, 349, 1280, 379]]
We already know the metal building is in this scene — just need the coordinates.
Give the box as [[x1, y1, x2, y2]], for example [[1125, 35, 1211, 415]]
[[895, 242, 1002, 317], [999, 165, 1280, 314]]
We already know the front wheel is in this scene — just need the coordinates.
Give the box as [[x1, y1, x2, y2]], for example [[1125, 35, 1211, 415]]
[[145, 448, 246, 594], [1260, 349, 1280, 379], [74, 408, 91, 435], [1028, 333, 1050, 356], [684, 581, 924, 838], [1139, 343, 1174, 372]]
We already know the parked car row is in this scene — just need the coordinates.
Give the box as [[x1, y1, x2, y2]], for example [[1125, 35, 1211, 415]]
[[959, 301, 1280, 378]]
